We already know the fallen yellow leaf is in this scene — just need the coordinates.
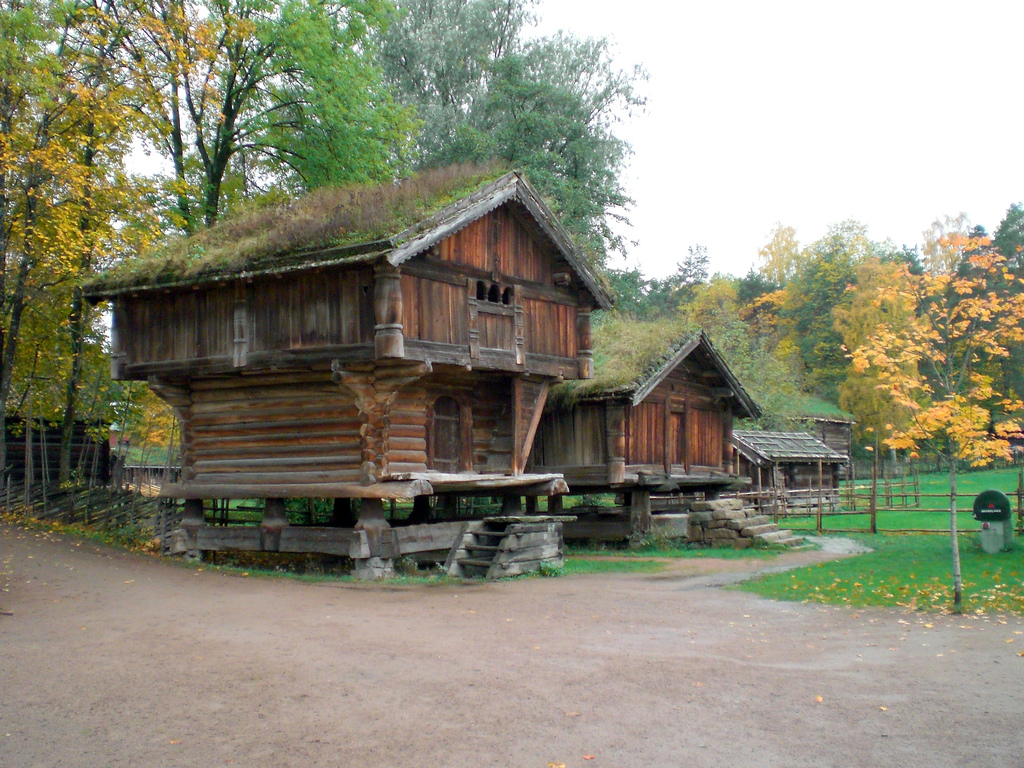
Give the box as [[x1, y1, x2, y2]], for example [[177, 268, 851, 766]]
[[548, 763, 566, 768], [880, 706, 888, 711], [583, 756, 596, 761], [565, 712, 581, 717], [815, 696, 823, 703]]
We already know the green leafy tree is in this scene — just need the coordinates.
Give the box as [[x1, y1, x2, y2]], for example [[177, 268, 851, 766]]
[[380, 0, 644, 264], [781, 220, 886, 401], [128, 0, 416, 232]]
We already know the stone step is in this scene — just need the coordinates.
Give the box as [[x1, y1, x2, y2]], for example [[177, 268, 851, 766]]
[[778, 536, 805, 547], [743, 515, 772, 527], [754, 530, 793, 544], [741, 523, 779, 538]]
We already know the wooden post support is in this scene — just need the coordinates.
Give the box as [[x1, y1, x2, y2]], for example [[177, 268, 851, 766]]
[[180, 498, 205, 557], [524, 496, 538, 514], [260, 498, 289, 551], [355, 497, 396, 561], [373, 263, 404, 359], [548, 495, 564, 514], [629, 489, 652, 546]]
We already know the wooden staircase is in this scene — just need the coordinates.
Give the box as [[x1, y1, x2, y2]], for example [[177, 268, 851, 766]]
[[446, 517, 566, 579]]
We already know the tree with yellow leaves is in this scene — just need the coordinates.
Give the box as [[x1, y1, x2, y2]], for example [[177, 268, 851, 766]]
[[851, 237, 1024, 610]]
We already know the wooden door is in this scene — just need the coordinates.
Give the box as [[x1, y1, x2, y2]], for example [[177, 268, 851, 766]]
[[430, 396, 461, 473], [671, 412, 686, 468]]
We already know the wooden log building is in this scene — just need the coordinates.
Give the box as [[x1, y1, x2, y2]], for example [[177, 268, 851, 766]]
[[731, 429, 846, 516], [529, 324, 760, 539], [85, 168, 611, 576]]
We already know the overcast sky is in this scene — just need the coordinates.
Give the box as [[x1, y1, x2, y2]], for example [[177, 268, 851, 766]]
[[533, 0, 1024, 278]]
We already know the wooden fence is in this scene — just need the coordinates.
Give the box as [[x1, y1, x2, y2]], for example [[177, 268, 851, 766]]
[[772, 468, 1024, 535]]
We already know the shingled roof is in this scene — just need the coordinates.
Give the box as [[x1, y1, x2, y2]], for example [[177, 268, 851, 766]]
[[732, 430, 847, 466], [85, 166, 612, 310]]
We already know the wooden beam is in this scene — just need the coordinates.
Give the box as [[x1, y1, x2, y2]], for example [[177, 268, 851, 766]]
[[160, 479, 434, 499]]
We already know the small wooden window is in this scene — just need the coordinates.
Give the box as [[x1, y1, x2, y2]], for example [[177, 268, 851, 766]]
[[430, 396, 461, 473], [501, 286, 512, 305], [476, 280, 487, 301], [487, 283, 500, 303]]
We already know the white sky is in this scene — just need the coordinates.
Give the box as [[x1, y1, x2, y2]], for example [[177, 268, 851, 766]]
[[533, 0, 1024, 278]]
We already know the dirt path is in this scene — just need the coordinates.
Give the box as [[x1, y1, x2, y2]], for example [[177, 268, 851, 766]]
[[2, 522, 1022, 768]]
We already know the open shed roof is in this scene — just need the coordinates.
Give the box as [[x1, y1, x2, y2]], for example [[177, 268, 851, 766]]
[[732, 430, 847, 466]]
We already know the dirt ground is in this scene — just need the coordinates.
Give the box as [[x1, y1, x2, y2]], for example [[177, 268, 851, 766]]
[[2, 522, 1023, 768]]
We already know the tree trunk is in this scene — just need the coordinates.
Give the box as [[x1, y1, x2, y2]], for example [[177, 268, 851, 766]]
[[949, 447, 963, 611]]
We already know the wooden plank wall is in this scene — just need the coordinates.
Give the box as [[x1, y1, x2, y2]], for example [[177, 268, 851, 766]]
[[434, 205, 554, 284], [522, 298, 577, 358], [401, 274, 470, 345], [124, 289, 234, 363], [123, 267, 375, 367], [530, 404, 606, 467], [249, 268, 373, 352]]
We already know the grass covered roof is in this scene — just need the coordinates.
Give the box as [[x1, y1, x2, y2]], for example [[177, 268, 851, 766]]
[[550, 315, 699, 404], [87, 164, 510, 295]]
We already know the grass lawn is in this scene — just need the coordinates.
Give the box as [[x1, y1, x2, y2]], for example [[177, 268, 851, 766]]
[[741, 533, 1024, 615]]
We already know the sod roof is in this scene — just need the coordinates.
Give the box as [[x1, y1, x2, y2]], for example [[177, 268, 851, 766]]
[[549, 316, 759, 417], [85, 165, 612, 309]]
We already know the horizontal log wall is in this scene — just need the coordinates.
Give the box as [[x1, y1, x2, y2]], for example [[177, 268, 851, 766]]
[[186, 373, 364, 488]]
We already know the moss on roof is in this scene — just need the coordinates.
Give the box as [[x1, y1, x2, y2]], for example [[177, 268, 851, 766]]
[[549, 315, 698, 405], [89, 163, 508, 294], [789, 395, 855, 422]]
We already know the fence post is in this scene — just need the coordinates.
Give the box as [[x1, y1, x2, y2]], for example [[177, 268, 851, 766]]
[[1017, 468, 1023, 535], [870, 452, 878, 534], [816, 460, 823, 533]]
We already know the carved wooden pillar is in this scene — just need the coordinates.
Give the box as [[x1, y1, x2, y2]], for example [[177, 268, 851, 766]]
[[577, 308, 594, 379], [606, 403, 626, 484], [110, 301, 127, 380], [232, 282, 249, 368], [333, 361, 431, 485], [373, 263, 404, 359]]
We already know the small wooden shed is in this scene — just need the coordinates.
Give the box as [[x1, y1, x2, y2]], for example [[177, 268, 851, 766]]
[[731, 430, 846, 515], [86, 168, 612, 575], [529, 324, 760, 537], [789, 396, 855, 461]]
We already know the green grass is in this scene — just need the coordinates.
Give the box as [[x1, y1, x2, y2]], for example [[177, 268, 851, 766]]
[[741, 533, 1024, 615]]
